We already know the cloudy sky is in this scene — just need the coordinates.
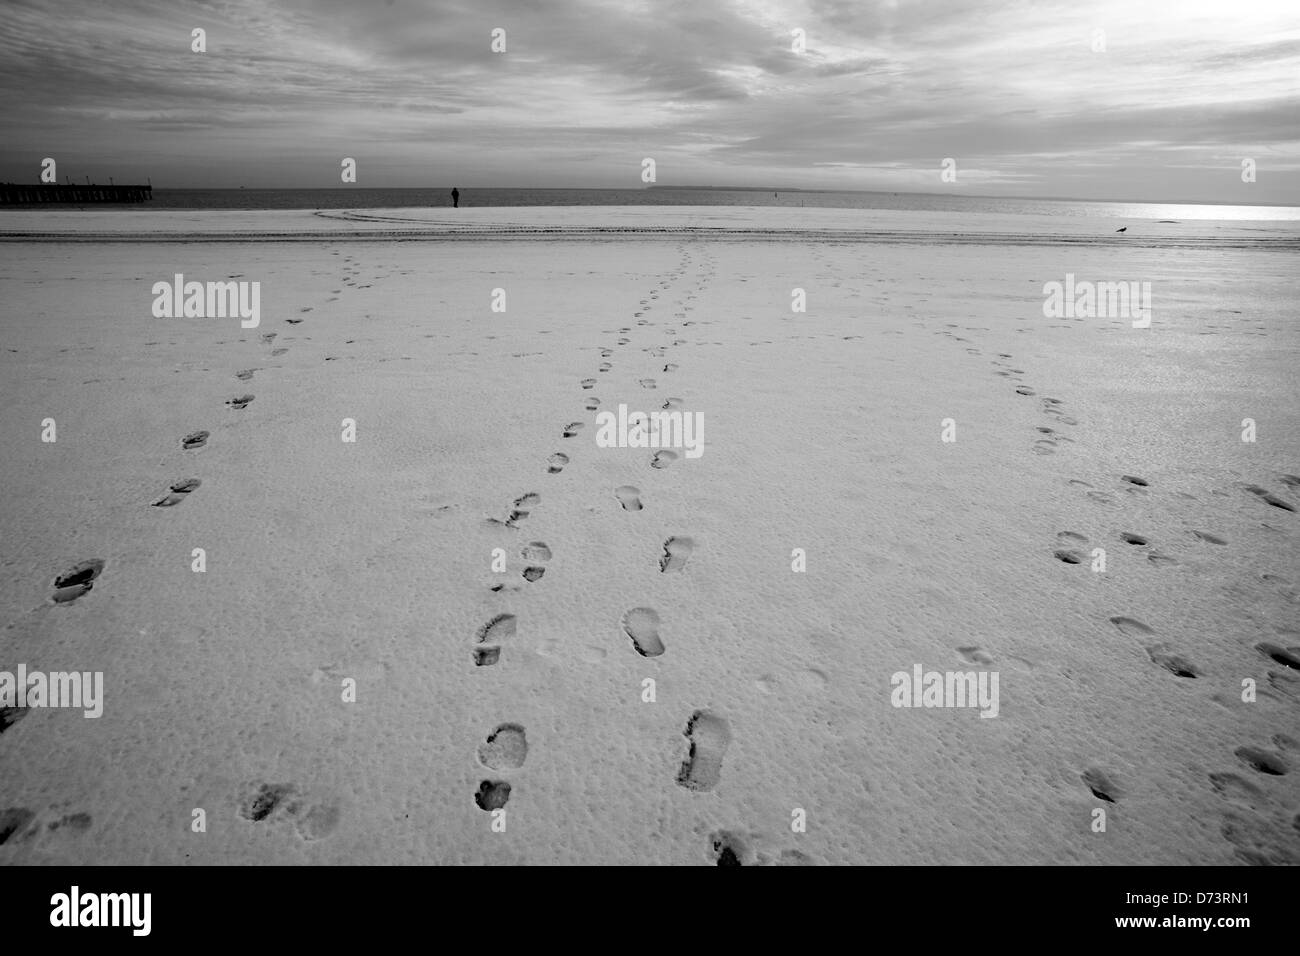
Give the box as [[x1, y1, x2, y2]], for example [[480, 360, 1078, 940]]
[[0, 0, 1296, 202]]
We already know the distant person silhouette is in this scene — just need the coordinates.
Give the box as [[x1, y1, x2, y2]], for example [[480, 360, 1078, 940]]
[[451, 187, 460, 208]]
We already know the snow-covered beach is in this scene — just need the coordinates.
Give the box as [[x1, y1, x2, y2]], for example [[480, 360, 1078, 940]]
[[1, 206, 1297, 864]]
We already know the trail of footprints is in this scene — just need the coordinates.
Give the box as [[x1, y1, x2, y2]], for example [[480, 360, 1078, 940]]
[[59, 257, 1300, 862], [28, 300, 371, 843], [143, 328, 284, 509], [1055, 471, 1294, 579], [1082, 548, 1297, 861], [988, 350, 1080, 455], [941, 323, 1300, 863], [615, 258, 748, 851], [459, 254, 744, 831], [621, 254, 745, 836], [1082, 728, 1298, 864]]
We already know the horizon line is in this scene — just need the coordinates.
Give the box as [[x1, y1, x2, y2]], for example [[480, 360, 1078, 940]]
[[122, 185, 1299, 209]]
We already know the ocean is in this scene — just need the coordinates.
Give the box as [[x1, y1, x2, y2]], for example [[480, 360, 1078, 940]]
[[64, 187, 1300, 221]]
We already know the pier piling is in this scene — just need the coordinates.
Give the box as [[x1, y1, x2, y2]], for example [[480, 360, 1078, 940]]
[[0, 183, 153, 205]]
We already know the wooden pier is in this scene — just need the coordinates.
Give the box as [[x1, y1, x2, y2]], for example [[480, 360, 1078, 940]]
[[0, 183, 152, 205]]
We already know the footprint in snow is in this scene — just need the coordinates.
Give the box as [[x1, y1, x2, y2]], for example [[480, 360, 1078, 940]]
[[659, 536, 694, 572], [676, 710, 730, 792], [621, 607, 664, 657]]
